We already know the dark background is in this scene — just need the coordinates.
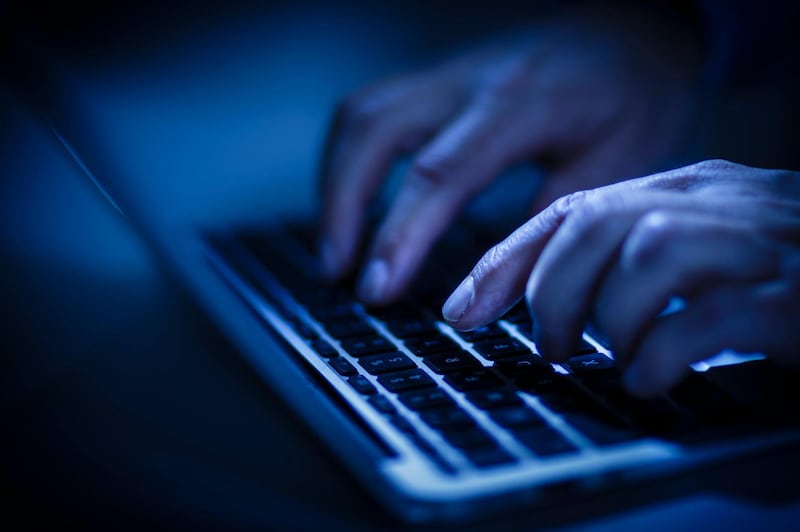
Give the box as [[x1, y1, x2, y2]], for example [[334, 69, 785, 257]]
[[3, 1, 800, 528]]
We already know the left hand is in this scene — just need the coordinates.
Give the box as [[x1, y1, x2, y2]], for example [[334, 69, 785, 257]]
[[441, 159, 800, 396]]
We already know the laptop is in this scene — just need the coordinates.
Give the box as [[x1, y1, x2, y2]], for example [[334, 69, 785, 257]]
[[6, 19, 800, 524]]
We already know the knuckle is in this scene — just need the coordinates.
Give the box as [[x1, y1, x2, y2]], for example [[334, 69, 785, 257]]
[[694, 158, 739, 173], [410, 154, 457, 186], [690, 159, 742, 183], [337, 95, 380, 132], [560, 196, 619, 240], [623, 210, 679, 267], [546, 189, 590, 220], [477, 55, 536, 100]]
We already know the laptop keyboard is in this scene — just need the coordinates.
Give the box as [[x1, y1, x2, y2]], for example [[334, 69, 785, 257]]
[[209, 223, 749, 473]]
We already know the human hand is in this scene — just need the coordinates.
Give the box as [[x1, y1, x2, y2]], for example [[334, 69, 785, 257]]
[[442, 160, 800, 396], [319, 4, 704, 305]]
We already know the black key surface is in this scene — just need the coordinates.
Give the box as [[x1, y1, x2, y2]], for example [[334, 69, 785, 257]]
[[370, 303, 421, 322], [490, 406, 546, 428], [445, 368, 505, 392], [474, 338, 530, 360], [386, 319, 438, 339], [442, 427, 496, 449], [329, 358, 358, 377], [379, 369, 436, 392], [359, 352, 416, 375], [405, 334, 460, 356], [467, 389, 523, 410], [512, 427, 577, 457], [574, 338, 598, 355], [537, 388, 603, 416], [341, 335, 395, 357], [399, 389, 455, 411], [288, 319, 318, 340], [324, 318, 374, 339], [348, 375, 377, 395], [567, 353, 614, 375], [311, 339, 338, 358], [494, 355, 553, 378], [390, 415, 416, 434], [308, 303, 356, 322], [423, 350, 481, 374], [562, 412, 640, 446], [420, 408, 476, 430], [501, 305, 531, 324], [669, 373, 739, 424], [457, 324, 506, 343], [517, 373, 574, 395], [464, 447, 517, 468], [368, 395, 396, 414]]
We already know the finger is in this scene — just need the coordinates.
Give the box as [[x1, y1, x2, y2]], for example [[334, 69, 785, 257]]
[[624, 276, 800, 397], [441, 190, 587, 329], [444, 182, 737, 331], [593, 211, 784, 365], [319, 77, 461, 278], [525, 190, 755, 363], [356, 94, 552, 305]]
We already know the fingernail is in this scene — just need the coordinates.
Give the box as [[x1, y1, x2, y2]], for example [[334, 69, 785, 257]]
[[442, 276, 474, 323], [357, 259, 390, 304], [319, 236, 340, 278]]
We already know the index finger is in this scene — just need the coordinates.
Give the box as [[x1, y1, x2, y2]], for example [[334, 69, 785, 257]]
[[319, 76, 462, 278]]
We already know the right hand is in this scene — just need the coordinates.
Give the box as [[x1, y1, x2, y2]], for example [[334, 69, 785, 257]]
[[318, 4, 704, 306]]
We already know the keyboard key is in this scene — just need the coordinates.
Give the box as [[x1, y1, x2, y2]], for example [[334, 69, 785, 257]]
[[494, 355, 553, 379], [517, 373, 574, 395], [329, 358, 358, 376], [378, 369, 436, 392], [288, 318, 318, 340], [390, 415, 416, 434], [562, 412, 640, 446], [444, 368, 504, 391], [467, 389, 523, 410], [474, 338, 530, 360], [324, 318, 374, 339], [310, 339, 338, 358], [501, 304, 531, 324], [368, 395, 396, 414], [340, 335, 395, 357], [574, 338, 598, 355], [567, 353, 614, 375], [386, 319, 438, 338], [307, 302, 355, 322], [464, 447, 517, 468], [370, 303, 420, 322], [423, 350, 481, 374], [669, 373, 738, 424], [457, 324, 506, 343], [404, 334, 460, 356], [490, 406, 546, 428], [538, 389, 602, 416], [420, 408, 476, 430], [348, 375, 377, 395], [441, 427, 496, 449], [359, 352, 416, 375], [512, 427, 577, 457], [399, 389, 455, 411]]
